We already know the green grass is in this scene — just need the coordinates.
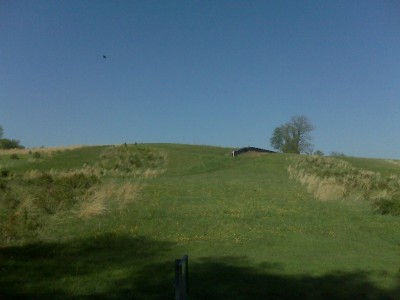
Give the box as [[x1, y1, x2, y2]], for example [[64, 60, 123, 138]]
[[1, 144, 400, 299]]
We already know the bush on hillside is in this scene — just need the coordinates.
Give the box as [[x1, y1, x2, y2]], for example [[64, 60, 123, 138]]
[[25, 172, 99, 214], [31, 151, 41, 159], [0, 138, 24, 149], [330, 151, 346, 157], [0, 172, 99, 242], [97, 145, 166, 175], [1, 169, 10, 177], [372, 196, 400, 216], [288, 156, 400, 216]]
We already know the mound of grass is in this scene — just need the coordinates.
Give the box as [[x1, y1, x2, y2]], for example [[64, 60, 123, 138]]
[[96, 144, 166, 176], [288, 155, 400, 215], [0, 172, 99, 242]]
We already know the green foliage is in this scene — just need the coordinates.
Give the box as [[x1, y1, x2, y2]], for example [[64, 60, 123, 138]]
[[313, 150, 324, 156], [27, 172, 99, 213], [97, 144, 166, 174], [372, 196, 400, 216], [31, 151, 41, 159], [1, 169, 10, 177], [0, 125, 24, 149], [270, 115, 314, 154], [0, 172, 99, 241], [0, 138, 24, 149], [330, 151, 347, 157], [10, 153, 19, 160]]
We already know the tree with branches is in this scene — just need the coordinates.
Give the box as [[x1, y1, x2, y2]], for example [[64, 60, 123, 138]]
[[270, 115, 314, 154]]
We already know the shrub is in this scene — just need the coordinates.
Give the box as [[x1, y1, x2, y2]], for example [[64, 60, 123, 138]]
[[372, 196, 400, 216], [26, 172, 99, 214], [313, 150, 324, 156], [97, 145, 166, 175], [0, 171, 100, 242], [330, 151, 347, 157], [1, 169, 10, 177], [32, 152, 41, 159], [10, 154, 19, 160], [0, 178, 8, 190], [0, 138, 24, 149]]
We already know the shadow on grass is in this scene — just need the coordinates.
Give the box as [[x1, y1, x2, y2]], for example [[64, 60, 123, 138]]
[[1, 238, 399, 299], [0, 234, 175, 299], [188, 257, 400, 300]]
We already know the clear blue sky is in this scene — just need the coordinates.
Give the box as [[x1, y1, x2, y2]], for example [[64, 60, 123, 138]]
[[1, 1, 400, 158]]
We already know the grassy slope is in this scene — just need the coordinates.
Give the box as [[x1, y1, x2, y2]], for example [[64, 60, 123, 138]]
[[0, 144, 399, 299]]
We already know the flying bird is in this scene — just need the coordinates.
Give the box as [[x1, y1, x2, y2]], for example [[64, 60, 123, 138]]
[[102, 55, 107, 59]]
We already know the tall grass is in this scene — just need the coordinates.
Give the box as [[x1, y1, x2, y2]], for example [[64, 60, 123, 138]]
[[0, 172, 99, 242], [98, 145, 166, 171], [288, 155, 400, 215], [79, 182, 141, 218], [0, 145, 85, 156]]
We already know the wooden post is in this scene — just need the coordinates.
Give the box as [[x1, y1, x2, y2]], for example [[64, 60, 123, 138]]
[[175, 255, 188, 300]]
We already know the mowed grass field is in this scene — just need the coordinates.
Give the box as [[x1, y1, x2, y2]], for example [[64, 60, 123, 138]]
[[0, 144, 399, 299]]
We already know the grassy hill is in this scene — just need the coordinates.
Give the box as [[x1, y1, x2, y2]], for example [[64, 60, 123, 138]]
[[0, 144, 399, 299]]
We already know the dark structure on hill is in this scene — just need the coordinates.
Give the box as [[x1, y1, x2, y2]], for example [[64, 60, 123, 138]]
[[232, 147, 276, 157]]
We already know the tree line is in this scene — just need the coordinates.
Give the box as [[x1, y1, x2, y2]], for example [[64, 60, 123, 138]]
[[0, 126, 24, 149]]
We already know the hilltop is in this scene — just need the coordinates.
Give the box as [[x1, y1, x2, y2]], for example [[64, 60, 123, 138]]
[[0, 144, 399, 299]]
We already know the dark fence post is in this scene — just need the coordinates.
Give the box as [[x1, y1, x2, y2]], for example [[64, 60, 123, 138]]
[[175, 255, 188, 300]]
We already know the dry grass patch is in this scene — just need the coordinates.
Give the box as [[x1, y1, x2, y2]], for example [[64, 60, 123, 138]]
[[79, 185, 110, 218], [288, 156, 362, 202], [142, 168, 166, 179], [79, 182, 141, 218], [288, 156, 400, 215], [386, 160, 400, 167], [0, 145, 85, 156], [291, 170, 344, 201]]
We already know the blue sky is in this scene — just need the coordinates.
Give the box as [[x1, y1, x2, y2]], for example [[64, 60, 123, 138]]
[[1, 1, 400, 158]]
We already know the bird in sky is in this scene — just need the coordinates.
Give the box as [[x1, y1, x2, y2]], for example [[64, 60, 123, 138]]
[[102, 55, 107, 59]]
